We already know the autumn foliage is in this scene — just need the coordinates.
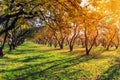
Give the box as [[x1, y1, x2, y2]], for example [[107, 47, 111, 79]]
[[0, 0, 120, 56]]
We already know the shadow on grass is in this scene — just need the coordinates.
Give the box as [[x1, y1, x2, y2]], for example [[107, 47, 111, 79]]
[[96, 57, 120, 80], [2, 54, 109, 80], [21, 56, 48, 62], [2, 44, 118, 80], [68, 50, 85, 55], [7, 48, 61, 55]]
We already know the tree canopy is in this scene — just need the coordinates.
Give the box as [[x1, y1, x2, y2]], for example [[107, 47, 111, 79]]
[[0, 0, 120, 56]]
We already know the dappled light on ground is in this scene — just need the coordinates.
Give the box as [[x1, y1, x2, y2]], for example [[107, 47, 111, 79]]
[[0, 42, 120, 80]]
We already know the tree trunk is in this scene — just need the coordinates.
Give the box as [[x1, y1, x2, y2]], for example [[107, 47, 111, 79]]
[[106, 43, 110, 50], [8, 44, 12, 51], [86, 50, 90, 55], [0, 32, 8, 56], [84, 27, 89, 55], [0, 47, 4, 56], [69, 44, 73, 52], [115, 45, 119, 49], [49, 43, 52, 47], [13, 44, 16, 50], [54, 43, 57, 48], [59, 44, 63, 49]]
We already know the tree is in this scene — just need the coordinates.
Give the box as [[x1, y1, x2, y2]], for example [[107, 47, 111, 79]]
[[67, 18, 82, 51], [82, 8, 103, 55]]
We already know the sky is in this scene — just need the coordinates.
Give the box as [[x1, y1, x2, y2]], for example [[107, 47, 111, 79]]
[[80, 0, 89, 7]]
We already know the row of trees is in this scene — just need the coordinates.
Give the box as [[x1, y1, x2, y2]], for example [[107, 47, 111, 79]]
[[33, 0, 120, 55], [34, 21, 120, 55], [0, 0, 120, 56], [0, 0, 49, 56]]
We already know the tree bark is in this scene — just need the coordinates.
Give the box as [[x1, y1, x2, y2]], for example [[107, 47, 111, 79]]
[[54, 43, 57, 48], [0, 32, 8, 56], [59, 44, 63, 49], [69, 44, 73, 52], [0, 47, 4, 56]]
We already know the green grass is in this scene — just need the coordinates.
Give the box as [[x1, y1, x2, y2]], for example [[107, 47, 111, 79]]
[[0, 42, 120, 80]]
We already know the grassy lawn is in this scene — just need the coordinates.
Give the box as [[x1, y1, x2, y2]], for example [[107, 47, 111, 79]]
[[0, 42, 120, 80]]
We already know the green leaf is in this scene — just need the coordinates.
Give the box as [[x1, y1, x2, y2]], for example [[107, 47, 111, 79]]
[[105, 19, 110, 23], [4, 8, 10, 14]]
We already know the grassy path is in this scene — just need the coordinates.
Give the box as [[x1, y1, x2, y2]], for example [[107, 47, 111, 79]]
[[0, 42, 120, 80]]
